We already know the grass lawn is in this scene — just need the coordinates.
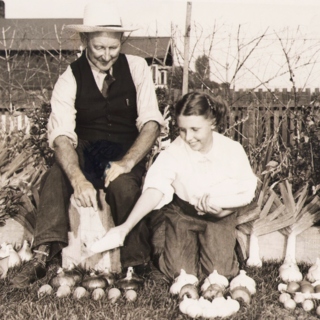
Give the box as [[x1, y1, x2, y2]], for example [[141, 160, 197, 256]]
[[0, 259, 319, 320]]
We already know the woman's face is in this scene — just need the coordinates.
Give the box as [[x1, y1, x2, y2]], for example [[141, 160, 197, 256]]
[[177, 115, 215, 154], [86, 32, 122, 72]]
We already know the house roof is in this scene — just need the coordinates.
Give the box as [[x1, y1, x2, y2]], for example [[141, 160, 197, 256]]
[[0, 18, 172, 65]]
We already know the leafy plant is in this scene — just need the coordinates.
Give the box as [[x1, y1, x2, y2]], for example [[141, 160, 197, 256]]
[[25, 103, 54, 168]]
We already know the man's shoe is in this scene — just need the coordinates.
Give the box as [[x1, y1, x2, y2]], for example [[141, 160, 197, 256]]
[[148, 264, 170, 284], [10, 258, 47, 289]]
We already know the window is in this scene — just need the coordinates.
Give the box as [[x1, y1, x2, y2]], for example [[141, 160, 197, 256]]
[[151, 65, 158, 84]]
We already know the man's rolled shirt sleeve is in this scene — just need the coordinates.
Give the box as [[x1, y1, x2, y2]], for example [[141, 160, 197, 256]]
[[48, 67, 78, 149], [127, 55, 165, 130]]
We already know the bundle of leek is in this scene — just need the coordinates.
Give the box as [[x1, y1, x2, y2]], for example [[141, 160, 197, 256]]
[[237, 184, 295, 267], [278, 182, 320, 282]]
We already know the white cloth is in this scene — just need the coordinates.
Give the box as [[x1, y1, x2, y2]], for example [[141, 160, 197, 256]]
[[143, 131, 258, 210], [48, 54, 164, 148]]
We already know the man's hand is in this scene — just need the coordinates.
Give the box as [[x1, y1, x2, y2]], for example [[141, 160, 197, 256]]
[[73, 177, 98, 211], [104, 159, 134, 188]]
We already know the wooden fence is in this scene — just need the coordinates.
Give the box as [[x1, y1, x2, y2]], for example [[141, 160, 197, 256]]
[[0, 111, 30, 133], [1, 87, 319, 149], [170, 88, 319, 148]]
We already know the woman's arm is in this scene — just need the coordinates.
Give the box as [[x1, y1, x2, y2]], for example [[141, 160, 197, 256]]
[[106, 188, 164, 243]]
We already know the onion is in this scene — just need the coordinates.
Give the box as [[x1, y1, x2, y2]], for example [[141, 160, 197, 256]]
[[300, 284, 314, 294], [230, 270, 256, 295], [50, 275, 76, 288], [202, 284, 223, 301], [92, 288, 105, 301], [185, 303, 203, 319], [293, 292, 305, 304], [56, 285, 71, 298], [316, 305, 320, 316], [0, 256, 9, 279], [279, 292, 291, 304], [284, 298, 296, 310], [302, 299, 314, 312], [179, 284, 199, 300], [307, 257, 320, 283], [230, 286, 251, 304], [17, 240, 33, 262], [7, 245, 21, 268], [125, 289, 137, 302], [37, 284, 53, 298], [73, 287, 90, 300], [108, 288, 121, 303], [81, 276, 108, 290], [286, 281, 300, 293]]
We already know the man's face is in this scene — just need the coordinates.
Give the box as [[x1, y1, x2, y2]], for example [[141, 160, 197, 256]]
[[86, 32, 122, 72]]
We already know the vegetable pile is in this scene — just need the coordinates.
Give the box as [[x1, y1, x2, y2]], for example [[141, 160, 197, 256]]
[[37, 265, 143, 303], [236, 180, 320, 268], [278, 258, 320, 316], [0, 240, 32, 278], [170, 268, 257, 318]]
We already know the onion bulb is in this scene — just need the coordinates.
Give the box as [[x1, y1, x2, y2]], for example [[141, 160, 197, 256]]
[[286, 281, 300, 293], [179, 284, 199, 300], [169, 269, 198, 295], [37, 284, 53, 298], [6, 245, 21, 268], [300, 284, 314, 294], [17, 240, 33, 262], [307, 257, 320, 283], [201, 270, 229, 292], [279, 292, 291, 304], [56, 285, 71, 298], [125, 289, 137, 302], [92, 288, 105, 301], [284, 298, 296, 310], [73, 287, 90, 300], [185, 303, 203, 319], [108, 288, 121, 303], [230, 270, 256, 295], [293, 292, 305, 304], [302, 299, 314, 312]]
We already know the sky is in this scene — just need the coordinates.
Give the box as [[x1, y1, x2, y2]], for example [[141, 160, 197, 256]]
[[5, 0, 320, 89]]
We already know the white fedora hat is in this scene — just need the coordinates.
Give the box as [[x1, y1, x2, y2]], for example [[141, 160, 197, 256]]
[[65, 1, 139, 33]]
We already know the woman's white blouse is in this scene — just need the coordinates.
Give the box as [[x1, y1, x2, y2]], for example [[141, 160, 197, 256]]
[[143, 131, 258, 210]]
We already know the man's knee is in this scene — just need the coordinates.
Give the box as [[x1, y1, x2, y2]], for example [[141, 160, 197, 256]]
[[107, 173, 141, 199]]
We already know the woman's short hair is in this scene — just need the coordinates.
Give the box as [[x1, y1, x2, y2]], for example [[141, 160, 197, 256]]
[[175, 92, 227, 126]]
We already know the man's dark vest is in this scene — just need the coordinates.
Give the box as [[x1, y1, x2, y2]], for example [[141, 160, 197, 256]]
[[70, 52, 139, 152]]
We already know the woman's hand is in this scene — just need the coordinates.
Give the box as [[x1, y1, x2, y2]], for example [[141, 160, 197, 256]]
[[106, 223, 131, 246], [196, 193, 235, 218], [195, 193, 223, 215]]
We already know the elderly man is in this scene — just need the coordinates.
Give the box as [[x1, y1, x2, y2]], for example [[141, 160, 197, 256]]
[[11, 1, 163, 288]]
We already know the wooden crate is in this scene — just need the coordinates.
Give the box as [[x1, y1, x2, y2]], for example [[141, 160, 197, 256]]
[[62, 190, 121, 272]]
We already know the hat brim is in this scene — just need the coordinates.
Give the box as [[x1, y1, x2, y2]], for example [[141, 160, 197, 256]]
[[64, 25, 139, 33]]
